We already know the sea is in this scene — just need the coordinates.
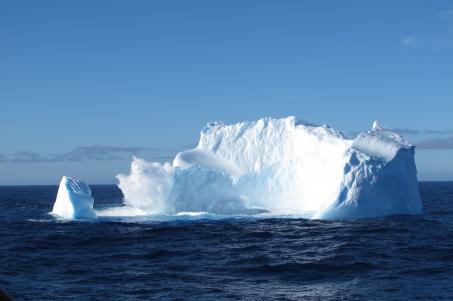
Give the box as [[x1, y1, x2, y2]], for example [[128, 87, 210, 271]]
[[1, 182, 453, 300]]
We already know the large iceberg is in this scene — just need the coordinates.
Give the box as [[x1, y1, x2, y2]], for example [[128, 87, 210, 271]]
[[117, 117, 422, 219], [52, 176, 97, 219]]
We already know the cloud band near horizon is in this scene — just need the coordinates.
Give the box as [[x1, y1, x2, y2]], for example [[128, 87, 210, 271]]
[[0, 145, 160, 164], [1, 135, 453, 165]]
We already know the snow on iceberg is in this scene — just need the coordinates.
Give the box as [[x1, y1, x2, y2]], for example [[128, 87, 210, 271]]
[[52, 176, 97, 219], [117, 117, 422, 219]]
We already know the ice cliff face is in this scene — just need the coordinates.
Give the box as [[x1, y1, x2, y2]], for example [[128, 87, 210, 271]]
[[314, 122, 422, 219], [117, 117, 422, 219], [52, 176, 97, 219]]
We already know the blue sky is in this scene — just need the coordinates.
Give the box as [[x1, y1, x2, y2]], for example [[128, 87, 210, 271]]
[[1, 0, 452, 184]]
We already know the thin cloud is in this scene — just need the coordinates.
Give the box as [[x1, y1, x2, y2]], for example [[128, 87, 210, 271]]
[[416, 136, 453, 149], [402, 10, 453, 49], [349, 128, 453, 138], [182, 142, 198, 149], [53, 145, 151, 161], [3, 145, 150, 163], [401, 36, 417, 46], [11, 151, 52, 163], [0, 153, 9, 163], [391, 128, 453, 135], [0, 145, 191, 164], [437, 9, 453, 19]]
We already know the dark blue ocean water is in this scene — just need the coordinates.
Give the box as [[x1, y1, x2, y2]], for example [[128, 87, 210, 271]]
[[1, 182, 453, 300]]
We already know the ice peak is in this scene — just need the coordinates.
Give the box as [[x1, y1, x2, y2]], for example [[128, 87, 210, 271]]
[[372, 120, 382, 130], [352, 120, 413, 163]]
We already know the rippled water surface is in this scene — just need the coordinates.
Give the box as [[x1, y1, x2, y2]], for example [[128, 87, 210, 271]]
[[1, 182, 453, 300]]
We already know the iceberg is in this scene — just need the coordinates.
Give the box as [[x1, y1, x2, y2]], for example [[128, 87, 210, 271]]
[[52, 176, 97, 219], [117, 117, 422, 219]]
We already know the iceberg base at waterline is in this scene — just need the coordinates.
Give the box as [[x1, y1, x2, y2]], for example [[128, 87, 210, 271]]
[[117, 117, 422, 220], [51, 176, 97, 219]]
